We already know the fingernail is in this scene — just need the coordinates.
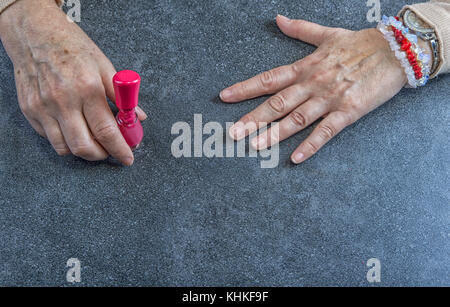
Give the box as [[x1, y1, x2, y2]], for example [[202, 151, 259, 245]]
[[292, 152, 304, 164], [278, 14, 291, 22], [230, 122, 245, 140], [136, 106, 148, 120], [124, 157, 134, 166], [251, 137, 266, 150], [220, 89, 232, 100]]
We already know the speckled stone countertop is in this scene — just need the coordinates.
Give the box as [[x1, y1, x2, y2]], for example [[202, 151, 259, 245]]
[[0, 0, 448, 286]]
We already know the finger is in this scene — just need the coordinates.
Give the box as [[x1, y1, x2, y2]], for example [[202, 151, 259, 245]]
[[220, 63, 300, 103], [291, 111, 352, 164], [58, 111, 109, 162], [41, 117, 70, 156], [99, 58, 117, 104], [17, 88, 46, 138], [23, 114, 46, 138], [251, 98, 328, 150], [276, 14, 335, 47], [136, 106, 148, 121], [83, 95, 135, 166], [229, 83, 310, 140]]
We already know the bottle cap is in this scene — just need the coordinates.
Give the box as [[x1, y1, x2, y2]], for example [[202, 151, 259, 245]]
[[113, 70, 141, 110]]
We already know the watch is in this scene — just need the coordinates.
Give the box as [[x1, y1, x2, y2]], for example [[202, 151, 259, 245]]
[[402, 9, 440, 76]]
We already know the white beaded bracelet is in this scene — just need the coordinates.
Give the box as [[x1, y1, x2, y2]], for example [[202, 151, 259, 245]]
[[377, 16, 431, 88]]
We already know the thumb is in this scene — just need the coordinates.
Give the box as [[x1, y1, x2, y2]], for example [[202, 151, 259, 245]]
[[276, 15, 335, 47]]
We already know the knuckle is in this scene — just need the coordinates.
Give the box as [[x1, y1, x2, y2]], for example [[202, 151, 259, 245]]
[[40, 84, 63, 102], [321, 29, 334, 43], [326, 84, 348, 102], [267, 94, 286, 114], [25, 97, 43, 114], [318, 125, 335, 140], [94, 121, 118, 143], [310, 70, 330, 84], [40, 88, 67, 110], [241, 113, 257, 124], [77, 76, 102, 96], [291, 61, 304, 75], [240, 114, 259, 131], [58, 107, 74, 122], [310, 72, 323, 83], [343, 95, 363, 114], [337, 111, 355, 126], [39, 87, 52, 101], [71, 142, 92, 158], [27, 98, 39, 110], [20, 102, 32, 115], [305, 140, 319, 154], [259, 70, 275, 90], [36, 130, 46, 138], [54, 146, 70, 156], [346, 112, 357, 125], [289, 110, 307, 128], [235, 82, 247, 96], [268, 125, 280, 143], [349, 99, 361, 111]]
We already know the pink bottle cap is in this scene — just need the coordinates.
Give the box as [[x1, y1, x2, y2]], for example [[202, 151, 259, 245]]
[[113, 70, 141, 110]]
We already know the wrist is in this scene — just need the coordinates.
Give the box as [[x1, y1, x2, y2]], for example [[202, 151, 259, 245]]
[[0, 0, 59, 36], [0, 0, 63, 63], [398, 16, 433, 74], [378, 16, 431, 88]]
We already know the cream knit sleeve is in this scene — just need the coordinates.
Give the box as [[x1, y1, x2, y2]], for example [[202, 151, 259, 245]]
[[400, 1, 450, 76], [0, 0, 62, 15]]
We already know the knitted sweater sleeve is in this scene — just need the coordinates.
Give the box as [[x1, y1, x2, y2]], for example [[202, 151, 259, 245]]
[[399, 1, 450, 76]]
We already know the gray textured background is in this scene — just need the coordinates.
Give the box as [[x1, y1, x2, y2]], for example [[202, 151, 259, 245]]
[[0, 0, 449, 286]]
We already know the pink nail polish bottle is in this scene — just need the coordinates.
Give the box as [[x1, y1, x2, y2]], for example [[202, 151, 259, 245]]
[[113, 70, 144, 150]]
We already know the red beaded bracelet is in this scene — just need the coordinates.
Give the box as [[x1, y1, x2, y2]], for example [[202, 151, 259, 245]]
[[392, 17, 423, 80]]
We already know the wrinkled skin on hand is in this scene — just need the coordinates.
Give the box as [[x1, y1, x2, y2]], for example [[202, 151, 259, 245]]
[[0, 0, 147, 165], [221, 15, 412, 164]]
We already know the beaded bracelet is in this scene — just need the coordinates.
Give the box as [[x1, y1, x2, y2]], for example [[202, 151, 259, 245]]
[[377, 16, 431, 88]]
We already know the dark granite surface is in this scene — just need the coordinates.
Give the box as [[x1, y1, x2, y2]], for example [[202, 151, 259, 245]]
[[0, 0, 448, 286]]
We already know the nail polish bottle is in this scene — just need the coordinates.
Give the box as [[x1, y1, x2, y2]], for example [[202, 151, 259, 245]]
[[113, 70, 144, 150]]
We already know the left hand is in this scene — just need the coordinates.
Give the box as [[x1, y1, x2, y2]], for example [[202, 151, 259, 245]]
[[220, 15, 408, 164]]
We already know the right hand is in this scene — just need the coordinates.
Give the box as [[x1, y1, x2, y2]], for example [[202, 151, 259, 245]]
[[0, 0, 147, 165]]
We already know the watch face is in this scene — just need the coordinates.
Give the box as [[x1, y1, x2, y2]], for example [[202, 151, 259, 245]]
[[408, 12, 423, 27], [404, 10, 434, 33]]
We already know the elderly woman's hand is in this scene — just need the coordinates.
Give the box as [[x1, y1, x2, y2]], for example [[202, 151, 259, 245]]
[[0, 0, 147, 165], [220, 15, 411, 164]]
